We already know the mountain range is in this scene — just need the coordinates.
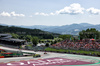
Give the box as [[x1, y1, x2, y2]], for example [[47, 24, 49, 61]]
[[0, 23, 100, 35]]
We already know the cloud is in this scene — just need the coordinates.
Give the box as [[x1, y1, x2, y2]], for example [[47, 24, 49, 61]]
[[56, 3, 84, 15], [0, 11, 25, 17], [39, 13, 49, 16], [34, 12, 55, 16], [50, 12, 55, 15], [10, 12, 25, 17], [0, 11, 11, 17], [34, 12, 49, 16], [34, 12, 39, 15], [34, 3, 84, 16], [86, 7, 100, 15]]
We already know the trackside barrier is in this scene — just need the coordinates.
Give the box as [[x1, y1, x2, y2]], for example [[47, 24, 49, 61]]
[[0, 49, 23, 57], [0, 50, 35, 57], [22, 52, 35, 55], [0, 53, 22, 57], [0, 56, 4, 58]]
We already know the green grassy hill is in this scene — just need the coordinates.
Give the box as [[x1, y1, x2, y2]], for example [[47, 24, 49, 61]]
[[0, 25, 60, 39]]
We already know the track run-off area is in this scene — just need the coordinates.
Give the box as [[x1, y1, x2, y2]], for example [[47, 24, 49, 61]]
[[0, 46, 100, 66]]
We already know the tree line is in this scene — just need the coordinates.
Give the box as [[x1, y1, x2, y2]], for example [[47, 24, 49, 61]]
[[57, 28, 100, 41], [79, 28, 100, 40], [0, 25, 60, 39]]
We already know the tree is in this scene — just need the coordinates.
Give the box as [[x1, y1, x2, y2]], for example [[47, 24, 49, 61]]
[[0, 25, 59, 39], [53, 40, 57, 44], [58, 35, 73, 40], [11, 33, 19, 39], [25, 35, 32, 42], [32, 37, 39, 46], [51, 41, 54, 45], [19, 35, 25, 39], [43, 34, 54, 39], [79, 28, 100, 39], [45, 43, 49, 47]]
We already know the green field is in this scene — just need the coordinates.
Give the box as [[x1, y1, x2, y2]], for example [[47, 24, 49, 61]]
[[45, 47, 100, 56]]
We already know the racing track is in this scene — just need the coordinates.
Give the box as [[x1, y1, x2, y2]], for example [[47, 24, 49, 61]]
[[0, 46, 100, 66]]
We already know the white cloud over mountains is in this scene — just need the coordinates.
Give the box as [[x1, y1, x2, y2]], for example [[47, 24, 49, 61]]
[[34, 3, 100, 16], [0, 11, 25, 17], [86, 7, 100, 15]]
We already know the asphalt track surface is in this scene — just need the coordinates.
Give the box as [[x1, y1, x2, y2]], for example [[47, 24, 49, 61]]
[[0, 46, 100, 66]]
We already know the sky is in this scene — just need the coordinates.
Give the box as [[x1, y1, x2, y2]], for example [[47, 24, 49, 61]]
[[0, 0, 100, 26]]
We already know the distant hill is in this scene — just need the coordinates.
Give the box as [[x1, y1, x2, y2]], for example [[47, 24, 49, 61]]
[[0, 25, 60, 39], [18, 25, 59, 32], [0, 23, 100, 35], [79, 23, 93, 27]]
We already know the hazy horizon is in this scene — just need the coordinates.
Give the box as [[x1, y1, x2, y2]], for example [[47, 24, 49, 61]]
[[0, 22, 99, 26]]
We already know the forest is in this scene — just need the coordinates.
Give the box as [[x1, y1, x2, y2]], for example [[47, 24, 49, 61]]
[[0, 25, 60, 39]]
